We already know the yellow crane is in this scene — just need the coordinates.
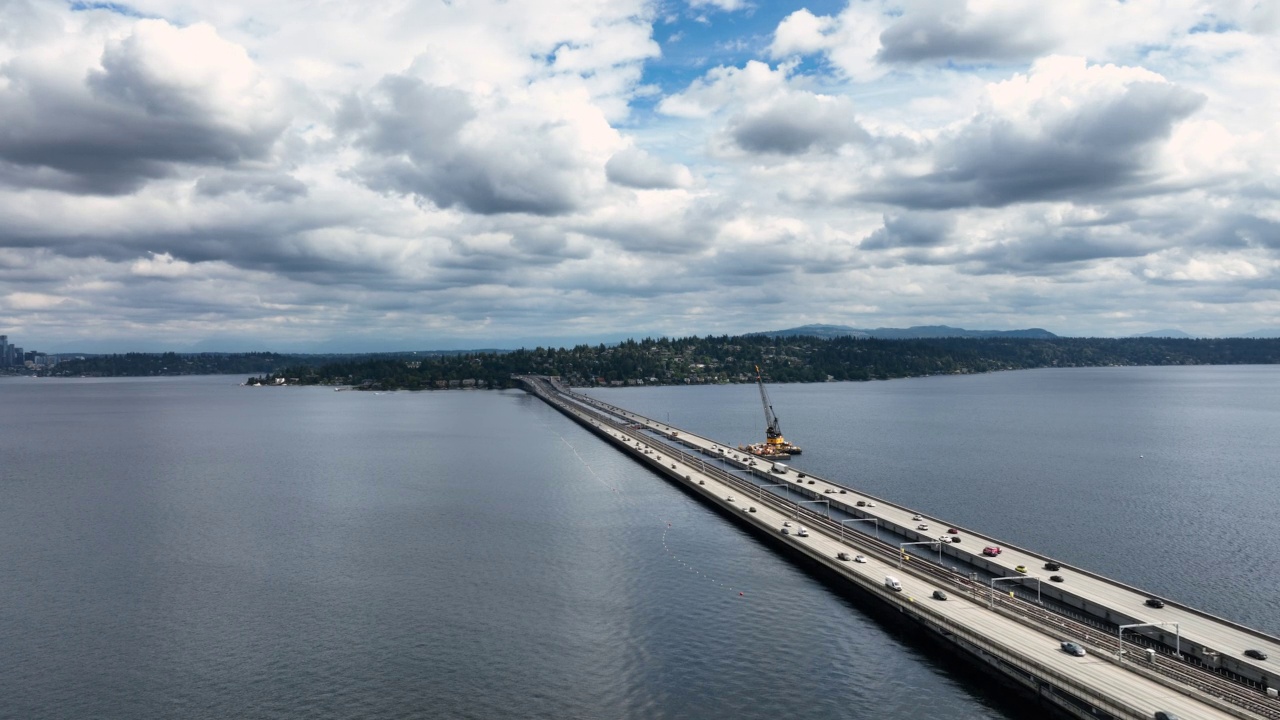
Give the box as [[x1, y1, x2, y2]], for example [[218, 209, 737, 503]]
[[740, 365, 802, 456]]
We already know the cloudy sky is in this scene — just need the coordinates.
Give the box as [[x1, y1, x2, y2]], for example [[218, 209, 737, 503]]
[[1, 0, 1277, 352]]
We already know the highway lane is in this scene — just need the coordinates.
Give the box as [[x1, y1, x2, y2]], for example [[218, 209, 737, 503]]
[[536, 381, 1258, 720], [566, 387, 1280, 690]]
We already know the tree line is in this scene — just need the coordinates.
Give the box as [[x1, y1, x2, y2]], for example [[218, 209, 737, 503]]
[[50, 351, 298, 377], [227, 335, 1280, 390]]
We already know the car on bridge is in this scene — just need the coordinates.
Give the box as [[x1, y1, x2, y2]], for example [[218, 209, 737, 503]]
[[1060, 641, 1086, 657], [1015, 565, 1028, 574], [854, 555, 867, 563], [1244, 648, 1269, 660], [1145, 597, 1165, 608], [932, 590, 948, 601], [983, 546, 1002, 556]]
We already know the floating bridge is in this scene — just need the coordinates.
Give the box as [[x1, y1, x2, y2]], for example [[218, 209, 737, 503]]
[[518, 375, 1280, 720]]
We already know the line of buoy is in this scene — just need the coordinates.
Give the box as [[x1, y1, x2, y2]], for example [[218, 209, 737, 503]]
[[662, 522, 747, 597]]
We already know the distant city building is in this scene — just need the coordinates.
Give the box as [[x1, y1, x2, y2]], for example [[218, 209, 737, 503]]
[[0, 335, 21, 367], [0, 335, 44, 369]]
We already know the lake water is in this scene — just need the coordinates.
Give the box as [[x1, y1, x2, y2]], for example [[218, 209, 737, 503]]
[[1, 366, 1276, 719]]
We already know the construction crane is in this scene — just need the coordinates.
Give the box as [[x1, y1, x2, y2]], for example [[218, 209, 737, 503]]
[[740, 365, 802, 457], [757, 364, 784, 444]]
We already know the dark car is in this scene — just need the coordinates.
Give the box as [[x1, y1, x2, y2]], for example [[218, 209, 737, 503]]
[[1050, 575, 1064, 582], [1154, 712, 1181, 720], [1043, 562, 1061, 571], [1060, 641, 1086, 657], [932, 590, 948, 601], [856, 500, 867, 507], [1145, 598, 1165, 608], [1244, 648, 1269, 660]]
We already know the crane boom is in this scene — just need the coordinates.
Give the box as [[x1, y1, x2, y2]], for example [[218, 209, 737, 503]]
[[755, 365, 782, 440], [740, 365, 802, 457]]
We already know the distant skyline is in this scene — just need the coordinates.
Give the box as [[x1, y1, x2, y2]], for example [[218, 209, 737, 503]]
[[2, 1, 1277, 353]]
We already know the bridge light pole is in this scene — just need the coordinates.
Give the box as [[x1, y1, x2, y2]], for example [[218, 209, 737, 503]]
[[989, 575, 1042, 609], [1119, 622, 1181, 658], [899, 540, 941, 569], [797, 499, 829, 520], [758, 483, 790, 504], [839, 517, 879, 542]]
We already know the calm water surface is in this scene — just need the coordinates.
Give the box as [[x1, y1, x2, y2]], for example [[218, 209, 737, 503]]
[[1, 366, 1276, 719]]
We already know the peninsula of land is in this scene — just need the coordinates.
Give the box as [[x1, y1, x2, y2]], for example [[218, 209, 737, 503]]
[[45, 333, 1280, 391]]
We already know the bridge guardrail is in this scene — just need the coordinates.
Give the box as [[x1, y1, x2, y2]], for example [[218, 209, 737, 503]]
[[528, 378, 1280, 720]]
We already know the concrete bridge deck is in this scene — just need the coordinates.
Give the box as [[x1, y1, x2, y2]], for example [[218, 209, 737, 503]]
[[519, 375, 1280, 720], [567, 389, 1280, 682]]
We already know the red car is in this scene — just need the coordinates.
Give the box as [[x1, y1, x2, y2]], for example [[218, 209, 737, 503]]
[[947, 527, 959, 534], [983, 546, 1002, 556]]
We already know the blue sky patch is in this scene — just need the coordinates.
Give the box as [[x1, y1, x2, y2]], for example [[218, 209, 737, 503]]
[[68, 1, 146, 17], [641, 0, 847, 93]]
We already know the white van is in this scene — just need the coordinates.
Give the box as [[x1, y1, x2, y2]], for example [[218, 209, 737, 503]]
[[884, 576, 902, 592], [770, 462, 789, 474]]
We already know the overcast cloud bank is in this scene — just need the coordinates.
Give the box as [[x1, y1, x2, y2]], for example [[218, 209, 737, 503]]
[[0, 0, 1277, 352]]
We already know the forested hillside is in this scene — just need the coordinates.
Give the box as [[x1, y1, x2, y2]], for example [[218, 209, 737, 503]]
[[244, 336, 1280, 390]]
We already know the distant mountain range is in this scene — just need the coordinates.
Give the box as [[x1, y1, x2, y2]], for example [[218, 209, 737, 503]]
[[1131, 329, 1195, 339], [754, 324, 1059, 340], [759, 324, 1280, 341], [1127, 328, 1280, 339]]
